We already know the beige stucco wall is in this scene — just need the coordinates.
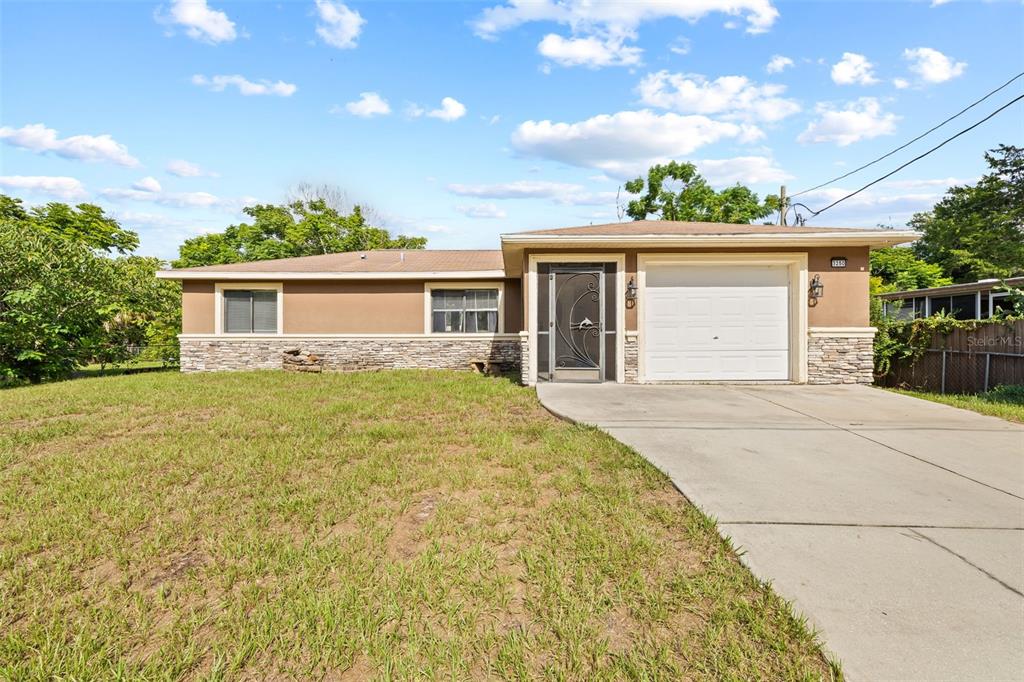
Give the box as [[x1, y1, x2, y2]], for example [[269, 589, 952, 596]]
[[284, 280, 424, 333], [182, 281, 215, 334], [179, 278, 520, 334]]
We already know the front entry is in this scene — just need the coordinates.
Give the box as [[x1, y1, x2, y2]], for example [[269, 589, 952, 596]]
[[537, 263, 617, 383]]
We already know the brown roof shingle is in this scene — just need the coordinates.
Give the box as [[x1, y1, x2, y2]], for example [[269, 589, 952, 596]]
[[169, 249, 503, 274]]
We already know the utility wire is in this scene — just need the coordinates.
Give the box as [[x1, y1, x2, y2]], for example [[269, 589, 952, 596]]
[[791, 71, 1024, 198], [797, 93, 1024, 221]]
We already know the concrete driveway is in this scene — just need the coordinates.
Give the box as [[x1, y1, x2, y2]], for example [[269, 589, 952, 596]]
[[537, 383, 1024, 681]]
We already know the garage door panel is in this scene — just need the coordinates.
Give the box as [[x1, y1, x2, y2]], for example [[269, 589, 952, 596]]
[[643, 263, 790, 381]]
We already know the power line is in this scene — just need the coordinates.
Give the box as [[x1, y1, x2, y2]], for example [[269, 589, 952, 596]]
[[795, 93, 1024, 222], [791, 71, 1024, 199]]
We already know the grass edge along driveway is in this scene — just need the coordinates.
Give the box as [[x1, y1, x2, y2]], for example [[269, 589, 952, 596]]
[[1, 370, 840, 680]]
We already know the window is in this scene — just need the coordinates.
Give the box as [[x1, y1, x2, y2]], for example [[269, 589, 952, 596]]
[[224, 289, 278, 333], [927, 295, 952, 316], [431, 289, 498, 333], [991, 293, 1013, 317], [950, 294, 977, 320]]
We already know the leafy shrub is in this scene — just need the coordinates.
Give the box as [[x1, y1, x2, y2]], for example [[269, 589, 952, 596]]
[[980, 384, 1024, 405]]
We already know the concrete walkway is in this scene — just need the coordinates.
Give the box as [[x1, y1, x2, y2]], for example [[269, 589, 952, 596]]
[[537, 383, 1024, 681]]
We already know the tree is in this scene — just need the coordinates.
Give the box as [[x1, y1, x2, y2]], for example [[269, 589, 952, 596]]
[[622, 161, 779, 223], [870, 247, 952, 293], [174, 199, 426, 268], [0, 195, 139, 253], [0, 221, 119, 382], [911, 145, 1024, 282], [0, 194, 180, 382]]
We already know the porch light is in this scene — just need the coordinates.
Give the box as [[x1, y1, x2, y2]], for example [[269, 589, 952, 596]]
[[809, 274, 824, 301], [625, 277, 638, 305]]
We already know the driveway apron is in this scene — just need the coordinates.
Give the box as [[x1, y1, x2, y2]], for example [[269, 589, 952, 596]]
[[537, 383, 1024, 681]]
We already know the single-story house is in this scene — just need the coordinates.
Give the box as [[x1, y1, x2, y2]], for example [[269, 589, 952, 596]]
[[156, 221, 917, 385], [878, 276, 1024, 321]]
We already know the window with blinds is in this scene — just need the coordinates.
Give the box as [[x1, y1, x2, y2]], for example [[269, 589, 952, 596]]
[[224, 290, 278, 333], [430, 289, 498, 333]]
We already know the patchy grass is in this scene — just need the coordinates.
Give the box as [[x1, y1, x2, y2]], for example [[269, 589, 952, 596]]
[[889, 384, 1024, 424], [1, 370, 838, 680]]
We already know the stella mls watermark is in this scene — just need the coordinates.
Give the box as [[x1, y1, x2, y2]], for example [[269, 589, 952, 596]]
[[967, 336, 1024, 350]]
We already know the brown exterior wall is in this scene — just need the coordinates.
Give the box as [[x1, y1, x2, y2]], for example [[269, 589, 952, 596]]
[[807, 247, 870, 327], [521, 246, 871, 331], [283, 280, 424, 333], [180, 278, 518, 335], [182, 281, 215, 334]]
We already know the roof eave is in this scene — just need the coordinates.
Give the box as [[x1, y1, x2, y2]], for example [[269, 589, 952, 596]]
[[499, 231, 920, 247], [155, 269, 507, 280]]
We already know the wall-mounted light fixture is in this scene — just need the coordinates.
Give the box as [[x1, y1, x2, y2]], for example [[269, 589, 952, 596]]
[[809, 274, 825, 301], [625, 277, 638, 306]]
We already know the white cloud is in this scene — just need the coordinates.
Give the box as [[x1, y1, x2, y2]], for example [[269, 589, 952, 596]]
[[448, 180, 584, 199], [638, 71, 800, 122], [421, 224, 455, 234], [191, 74, 297, 97], [0, 175, 87, 200], [101, 186, 256, 210], [903, 47, 966, 84], [537, 34, 642, 68], [404, 102, 426, 118], [132, 176, 162, 192], [893, 77, 910, 89], [455, 203, 508, 219], [427, 97, 467, 121], [0, 123, 140, 167], [765, 54, 793, 73], [315, 0, 364, 49], [159, 0, 237, 43], [831, 52, 878, 85], [166, 159, 218, 177], [512, 110, 762, 176], [669, 37, 691, 55], [447, 180, 618, 207], [798, 97, 898, 146], [345, 92, 391, 117], [697, 156, 792, 185], [795, 177, 963, 225], [472, 0, 780, 39]]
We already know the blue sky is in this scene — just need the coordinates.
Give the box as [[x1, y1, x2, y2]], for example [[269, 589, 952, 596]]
[[2, 0, 1022, 260]]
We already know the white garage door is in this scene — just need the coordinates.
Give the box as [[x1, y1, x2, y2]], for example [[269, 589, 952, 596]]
[[643, 263, 790, 381]]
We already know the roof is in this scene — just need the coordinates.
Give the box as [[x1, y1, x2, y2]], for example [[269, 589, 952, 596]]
[[878, 276, 1024, 300], [161, 249, 504, 279], [509, 220, 867, 237]]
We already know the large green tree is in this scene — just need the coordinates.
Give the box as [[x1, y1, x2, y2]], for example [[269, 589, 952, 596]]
[[0, 196, 180, 383], [174, 200, 426, 268], [0, 195, 139, 253], [870, 247, 952, 293], [623, 161, 779, 223], [911, 144, 1024, 282]]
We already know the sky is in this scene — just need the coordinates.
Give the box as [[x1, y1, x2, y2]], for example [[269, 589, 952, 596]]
[[1, 0, 1022, 260]]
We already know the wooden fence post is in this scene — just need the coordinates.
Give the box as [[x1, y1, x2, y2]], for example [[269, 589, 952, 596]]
[[984, 353, 991, 393]]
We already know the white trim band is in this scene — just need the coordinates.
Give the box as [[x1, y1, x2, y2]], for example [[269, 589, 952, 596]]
[[808, 327, 877, 338], [179, 333, 522, 340]]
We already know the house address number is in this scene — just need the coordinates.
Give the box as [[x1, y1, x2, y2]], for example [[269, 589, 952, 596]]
[[830, 257, 848, 268]]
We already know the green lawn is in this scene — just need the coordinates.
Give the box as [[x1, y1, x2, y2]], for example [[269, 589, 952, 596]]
[[1, 370, 836, 680], [889, 384, 1024, 424]]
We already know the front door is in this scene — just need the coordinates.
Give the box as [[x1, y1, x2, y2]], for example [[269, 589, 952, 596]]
[[538, 265, 607, 382]]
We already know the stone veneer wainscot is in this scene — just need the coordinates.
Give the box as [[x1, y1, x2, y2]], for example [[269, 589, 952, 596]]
[[807, 329, 875, 384], [179, 336, 522, 375]]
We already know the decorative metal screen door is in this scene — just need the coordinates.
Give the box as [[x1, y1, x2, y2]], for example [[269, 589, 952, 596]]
[[549, 266, 604, 382]]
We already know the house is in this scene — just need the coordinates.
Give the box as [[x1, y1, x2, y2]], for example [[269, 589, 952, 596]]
[[878, 276, 1024, 321], [156, 221, 917, 385]]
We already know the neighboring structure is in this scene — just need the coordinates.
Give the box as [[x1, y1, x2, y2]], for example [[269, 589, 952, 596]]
[[157, 221, 917, 385], [878, 276, 1024, 321]]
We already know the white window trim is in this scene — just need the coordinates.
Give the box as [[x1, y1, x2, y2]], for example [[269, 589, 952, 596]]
[[423, 282, 505, 335], [636, 253, 809, 384], [990, 291, 1008, 318], [214, 282, 284, 335], [526, 253, 626, 385]]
